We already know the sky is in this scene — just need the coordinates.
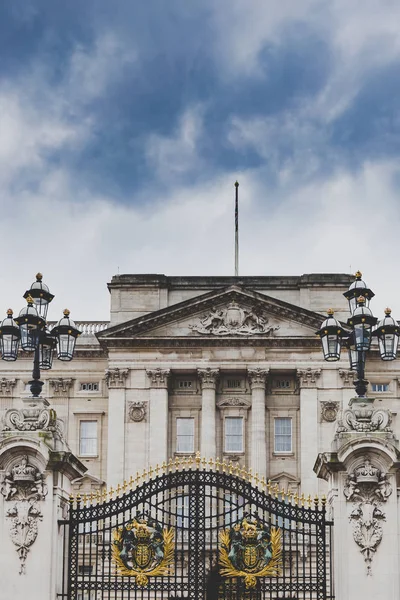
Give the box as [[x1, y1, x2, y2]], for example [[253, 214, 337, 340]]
[[1, 0, 400, 321]]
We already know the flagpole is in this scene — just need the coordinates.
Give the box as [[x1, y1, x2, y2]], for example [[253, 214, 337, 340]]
[[234, 181, 239, 276]]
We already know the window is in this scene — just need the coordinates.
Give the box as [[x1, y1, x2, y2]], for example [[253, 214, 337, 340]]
[[274, 418, 292, 453], [226, 379, 242, 389], [371, 383, 389, 392], [176, 418, 194, 453], [79, 421, 98, 456], [80, 382, 99, 392], [224, 493, 244, 525], [224, 417, 244, 452], [78, 565, 93, 575], [274, 379, 291, 389], [178, 380, 193, 389], [177, 495, 189, 529]]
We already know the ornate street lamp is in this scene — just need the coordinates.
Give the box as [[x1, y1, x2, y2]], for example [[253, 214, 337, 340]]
[[0, 274, 81, 397], [317, 272, 400, 398]]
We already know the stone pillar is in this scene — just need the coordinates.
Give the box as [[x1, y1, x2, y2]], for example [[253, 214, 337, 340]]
[[147, 369, 170, 467], [198, 368, 219, 458], [296, 368, 321, 495], [0, 396, 86, 600], [248, 368, 268, 479], [105, 368, 129, 488], [315, 397, 400, 600]]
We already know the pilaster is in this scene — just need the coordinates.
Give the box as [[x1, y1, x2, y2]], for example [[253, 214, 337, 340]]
[[248, 368, 269, 479], [147, 369, 170, 467], [105, 368, 129, 488], [198, 368, 219, 458], [297, 368, 321, 495]]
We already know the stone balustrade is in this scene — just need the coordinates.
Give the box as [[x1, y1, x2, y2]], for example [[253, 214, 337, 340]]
[[47, 321, 109, 336]]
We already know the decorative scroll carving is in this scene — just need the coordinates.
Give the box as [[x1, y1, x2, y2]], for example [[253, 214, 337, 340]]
[[338, 369, 356, 386], [1, 456, 48, 574], [320, 401, 340, 423], [49, 378, 73, 394], [190, 302, 280, 336], [296, 368, 321, 387], [105, 368, 129, 388], [344, 457, 392, 574], [128, 402, 147, 422], [0, 378, 17, 395], [248, 368, 269, 389], [1, 398, 64, 440], [197, 368, 219, 390], [146, 369, 170, 388], [217, 397, 251, 408], [337, 398, 392, 433]]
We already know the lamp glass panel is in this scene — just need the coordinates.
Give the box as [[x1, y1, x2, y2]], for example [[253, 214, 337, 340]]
[[57, 333, 76, 361], [379, 333, 397, 361], [322, 334, 340, 361], [39, 343, 54, 369], [354, 323, 372, 351], [20, 324, 39, 351], [1, 334, 19, 361]]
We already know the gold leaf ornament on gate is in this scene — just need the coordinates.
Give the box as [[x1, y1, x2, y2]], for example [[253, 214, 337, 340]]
[[112, 512, 174, 586], [219, 516, 282, 589]]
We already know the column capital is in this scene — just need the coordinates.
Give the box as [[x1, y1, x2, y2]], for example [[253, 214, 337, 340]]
[[197, 368, 219, 390], [296, 368, 321, 388], [49, 377, 74, 395], [0, 378, 17, 396], [105, 368, 129, 389], [247, 368, 269, 389], [146, 368, 170, 388], [339, 369, 356, 387]]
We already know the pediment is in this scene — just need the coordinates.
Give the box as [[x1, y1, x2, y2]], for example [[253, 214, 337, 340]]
[[98, 286, 324, 347]]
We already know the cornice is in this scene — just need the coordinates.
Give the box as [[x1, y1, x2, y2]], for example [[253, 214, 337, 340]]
[[101, 336, 322, 349]]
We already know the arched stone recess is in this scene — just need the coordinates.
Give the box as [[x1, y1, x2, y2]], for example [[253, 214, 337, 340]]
[[0, 441, 50, 575]]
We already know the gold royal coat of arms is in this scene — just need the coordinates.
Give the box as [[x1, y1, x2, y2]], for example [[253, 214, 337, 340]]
[[112, 512, 174, 586], [219, 515, 282, 589]]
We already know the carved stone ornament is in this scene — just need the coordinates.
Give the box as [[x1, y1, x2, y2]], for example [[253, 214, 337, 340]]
[[189, 301, 280, 336], [217, 397, 251, 408], [197, 368, 219, 389], [296, 368, 321, 387], [128, 401, 147, 422], [0, 378, 17, 395], [343, 457, 392, 575], [1, 455, 48, 574], [248, 368, 269, 389], [105, 368, 129, 388], [146, 369, 170, 388], [338, 369, 356, 386], [1, 398, 64, 440], [48, 378, 73, 394], [320, 401, 340, 423], [336, 398, 392, 434]]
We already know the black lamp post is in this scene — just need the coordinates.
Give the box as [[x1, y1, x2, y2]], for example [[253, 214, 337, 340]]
[[317, 272, 400, 398], [0, 273, 81, 397]]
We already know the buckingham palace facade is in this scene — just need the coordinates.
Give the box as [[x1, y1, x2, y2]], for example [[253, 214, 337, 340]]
[[2, 272, 400, 600]]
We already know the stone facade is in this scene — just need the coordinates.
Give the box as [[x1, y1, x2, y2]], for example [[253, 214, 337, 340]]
[[2, 272, 400, 599]]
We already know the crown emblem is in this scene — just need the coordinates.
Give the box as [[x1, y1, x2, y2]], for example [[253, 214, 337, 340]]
[[11, 455, 37, 482], [354, 458, 379, 484]]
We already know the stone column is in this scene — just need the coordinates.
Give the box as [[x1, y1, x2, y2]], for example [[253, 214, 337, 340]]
[[315, 398, 400, 600], [0, 397, 86, 600], [248, 368, 268, 479], [105, 368, 129, 488], [147, 369, 170, 467], [198, 368, 219, 459], [297, 368, 321, 495]]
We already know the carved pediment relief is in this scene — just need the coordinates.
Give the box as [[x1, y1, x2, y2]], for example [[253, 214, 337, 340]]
[[217, 397, 251, 408], [190, 301, 279, 337]]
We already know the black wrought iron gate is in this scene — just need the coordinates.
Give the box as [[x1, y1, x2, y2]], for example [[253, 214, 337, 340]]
[[59, 459, 334, 599]]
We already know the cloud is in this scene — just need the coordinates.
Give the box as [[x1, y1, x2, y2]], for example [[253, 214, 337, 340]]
[[145, 106, 204, 180]]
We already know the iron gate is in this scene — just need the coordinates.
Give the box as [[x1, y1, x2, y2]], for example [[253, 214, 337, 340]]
[[59, 458, 334, 599]]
